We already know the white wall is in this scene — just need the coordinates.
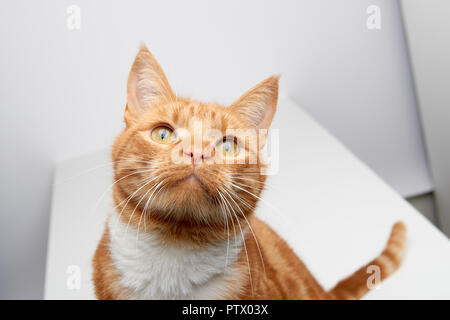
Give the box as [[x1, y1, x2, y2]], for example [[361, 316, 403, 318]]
[[0, 0, 430, 298], [401, 0, 450, 235]]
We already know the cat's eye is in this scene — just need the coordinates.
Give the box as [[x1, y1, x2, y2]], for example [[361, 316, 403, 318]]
[[220, 138, 239, 156], [151, 126, 174, 144]]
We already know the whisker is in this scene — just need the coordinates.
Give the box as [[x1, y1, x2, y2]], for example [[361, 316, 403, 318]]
[[128, 184, 155, 246], [230, 176, 278, 190], [136, 179, 167, 248], [59, 158, 153, 184], [230, 182, 275, 210], [219, 190, 254, 296], [220, 190, 239, 262], [229, 181, 294, 233], [143, 178, 167, 224], [108, 174, 159, 248], [222, 187, 266, 278], [92, 168, 154, 215], [215, 189, 230, 268], [126, 179, 165, 239], [114, 174, 161, 232]]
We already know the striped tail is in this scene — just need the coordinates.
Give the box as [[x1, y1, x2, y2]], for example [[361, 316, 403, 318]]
[[329, 222, 407, 300]]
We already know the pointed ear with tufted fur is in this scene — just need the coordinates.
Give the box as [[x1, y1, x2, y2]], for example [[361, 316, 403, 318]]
[[229, 76, 279, 130], [125, 45, 175, 124]]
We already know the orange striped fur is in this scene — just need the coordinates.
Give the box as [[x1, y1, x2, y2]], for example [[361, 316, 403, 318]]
[[92, 46, 407, 300]]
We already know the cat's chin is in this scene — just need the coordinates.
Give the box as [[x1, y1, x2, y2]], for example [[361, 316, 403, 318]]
[[174, 173, 201, 187], [169, 171, 210, 194], [150, 173, 220, 219]]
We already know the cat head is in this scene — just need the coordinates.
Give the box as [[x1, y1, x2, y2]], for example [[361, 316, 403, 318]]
[[112, 45, 278, 242]]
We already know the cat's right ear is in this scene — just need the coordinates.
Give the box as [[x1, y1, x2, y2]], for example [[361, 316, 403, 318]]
[[125, 45, 175, 124]]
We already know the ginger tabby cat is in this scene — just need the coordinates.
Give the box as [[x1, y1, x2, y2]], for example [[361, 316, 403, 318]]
[[92, 45, 407, 300]]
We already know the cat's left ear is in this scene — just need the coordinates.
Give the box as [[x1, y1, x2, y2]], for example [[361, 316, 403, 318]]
[[125, 45, 175, 124], [229, 76, 279, 131]]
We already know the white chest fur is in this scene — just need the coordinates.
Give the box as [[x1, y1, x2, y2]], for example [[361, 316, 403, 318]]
[[108, 214, 244, 299]]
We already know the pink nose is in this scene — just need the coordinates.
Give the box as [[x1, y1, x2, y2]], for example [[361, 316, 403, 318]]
[[184, 148, 210, 165]]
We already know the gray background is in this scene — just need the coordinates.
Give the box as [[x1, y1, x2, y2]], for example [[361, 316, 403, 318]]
[[401, 0, 450, 235], [0, 0, 432, 298]]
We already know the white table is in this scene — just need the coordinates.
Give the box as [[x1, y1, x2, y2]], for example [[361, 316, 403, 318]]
[[45, 97, 450, 299]]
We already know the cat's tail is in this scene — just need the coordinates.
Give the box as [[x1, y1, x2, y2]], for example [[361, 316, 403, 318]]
[[329, 221, 407, 300]]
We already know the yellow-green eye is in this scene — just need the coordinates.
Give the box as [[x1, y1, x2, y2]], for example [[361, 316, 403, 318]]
[[222, 139, 239, 156], [151, 126, 174, 144]]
